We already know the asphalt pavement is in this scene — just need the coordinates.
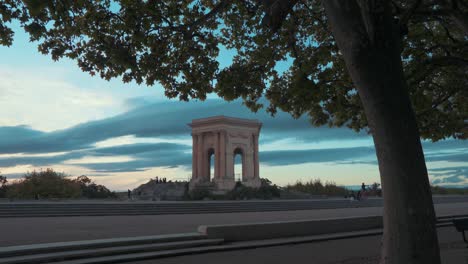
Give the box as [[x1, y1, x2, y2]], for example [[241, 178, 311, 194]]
[[1, 202, 467, 247]]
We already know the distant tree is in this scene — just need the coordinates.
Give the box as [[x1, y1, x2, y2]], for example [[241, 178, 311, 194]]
[[431, 185, 468, 195], [1, 1, 467, 263], [5, 170, 116, 199], [74, 175, 92, 186], [6, 169, 81, 199], [285, 179, 348, 196], [0, 174, 7, 198], [0, 174, 7, 187], [73, 175, 116, 199]]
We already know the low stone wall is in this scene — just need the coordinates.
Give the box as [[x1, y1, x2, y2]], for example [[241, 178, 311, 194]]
[[198, 215, 382, 242]]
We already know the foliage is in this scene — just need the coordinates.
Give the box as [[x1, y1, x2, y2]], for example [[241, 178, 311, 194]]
[[367, 182, 382, 197], [0, 173, 7, 198], [6, 169, 81, 199], [5, 169, 116, 199], [0, 1, 465, 141], [431, 185, 468, 195], [187, 178, 280, 200], [187, 187, 212, 200], [285, 179, 348, 196], [226, 178, 281, 200], [73, 175, 117, 199]]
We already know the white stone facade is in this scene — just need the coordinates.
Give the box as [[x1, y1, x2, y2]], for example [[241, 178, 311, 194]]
[[189, 116, 262, 191]]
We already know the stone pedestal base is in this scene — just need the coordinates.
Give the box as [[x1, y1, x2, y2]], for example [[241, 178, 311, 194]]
[[243, 178, 262, 188], [213, 178, 236, 191], [189, 178, 214, 191]]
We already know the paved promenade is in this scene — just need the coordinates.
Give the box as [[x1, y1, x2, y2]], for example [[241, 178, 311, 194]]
[[1, 202, 467, 247], [132, 226, 467, 264]]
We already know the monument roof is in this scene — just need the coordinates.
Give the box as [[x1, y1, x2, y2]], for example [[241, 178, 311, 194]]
[[188, 115, 262, 128]]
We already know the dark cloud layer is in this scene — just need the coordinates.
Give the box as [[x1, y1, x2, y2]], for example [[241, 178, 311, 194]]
[[0, 98, 466, 181], [0, 99, 367, 154], [260, 147, 376, 166], [430, 166, 468, 184]]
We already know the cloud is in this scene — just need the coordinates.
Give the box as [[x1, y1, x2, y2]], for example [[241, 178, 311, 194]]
[[429, 166, 468, 185], [432, 176, 466, 184], [91, 143, 189, 156], [0, 142, 190, 170], [0, 97, 466, 178], [0, 98, 369, 154], [0, 126, 44, 145], [0, 66, 120, 131], [260, 147, 376, 166], [0, 139, 376, 173]]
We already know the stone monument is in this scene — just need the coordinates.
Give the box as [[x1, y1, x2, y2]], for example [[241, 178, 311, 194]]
[[189, 116, 262, 191]]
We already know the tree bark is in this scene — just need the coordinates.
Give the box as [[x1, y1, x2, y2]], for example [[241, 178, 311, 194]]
[[323, 1, 441, 264]]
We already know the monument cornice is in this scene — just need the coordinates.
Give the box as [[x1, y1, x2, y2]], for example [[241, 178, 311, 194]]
[[188, 115, 262, 129]]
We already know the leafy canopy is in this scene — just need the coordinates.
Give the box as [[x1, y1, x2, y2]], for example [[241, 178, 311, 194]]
[[0, 0, 466, 140], [3, 169, 116, 199]]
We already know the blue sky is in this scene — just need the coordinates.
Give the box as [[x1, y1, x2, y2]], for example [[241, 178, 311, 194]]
[[0, 26, 467, 191]]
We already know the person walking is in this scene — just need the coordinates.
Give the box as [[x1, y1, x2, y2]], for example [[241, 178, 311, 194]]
[[360, 182, 367, 200]]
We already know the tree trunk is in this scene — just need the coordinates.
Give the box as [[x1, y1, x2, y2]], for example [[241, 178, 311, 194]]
[[323, 1, 441, 264]]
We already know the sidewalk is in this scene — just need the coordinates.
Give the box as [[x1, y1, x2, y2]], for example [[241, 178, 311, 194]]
[[2, 202, 468, 247], [131, 226, 467, 264]]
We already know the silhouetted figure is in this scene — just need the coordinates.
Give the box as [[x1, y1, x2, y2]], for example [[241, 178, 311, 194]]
[[359, 182, 366, 200], [127, 189, 131, 200], [34, 194, 39, 200], [163, 178, 167, 183], [155, 177, 159, 184]]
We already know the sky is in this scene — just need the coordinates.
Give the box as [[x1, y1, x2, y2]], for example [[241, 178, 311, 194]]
[[0, 26, 467, 191]]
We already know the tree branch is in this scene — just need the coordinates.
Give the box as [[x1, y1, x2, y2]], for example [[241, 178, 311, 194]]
[[399, 0, 422, 26], [424, 56, 468, 67], [188, 1, 230, 29], [260, 0, 299, 32]]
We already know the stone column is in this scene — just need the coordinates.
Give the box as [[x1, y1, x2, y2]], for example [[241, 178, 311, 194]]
[[219, 131, 226, 179], [244, 149, 254, 181], [242, 152, 247, 181], [192, 134, 197, 179], [214, 131, 219, 179], [253, 134, 259, 179], [197, 133, 203, 181], [226, 143, 234, 180]]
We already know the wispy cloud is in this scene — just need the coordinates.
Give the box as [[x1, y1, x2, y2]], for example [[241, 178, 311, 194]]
[[0, 66, 121, 131], [0, 97, 466, 188]]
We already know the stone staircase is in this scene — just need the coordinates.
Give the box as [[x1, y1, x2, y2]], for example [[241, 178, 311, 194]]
[[0, 200, 379, 217], [0, 196, 466, 217], [0, 233, 223, 264], [0, 214, 465, 264]]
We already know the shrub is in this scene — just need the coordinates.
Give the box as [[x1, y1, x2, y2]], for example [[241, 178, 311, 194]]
[[431, 185, 468, 195], [5, 169, 116, 199], [188, 187, 212, 200], [186, 178, 281, 200], [7, 169, 81, 199], [73, 175, 116, 199], [285, 179, 348, 196], [226, 179, 281, 200], [0, 174, 7, 198]]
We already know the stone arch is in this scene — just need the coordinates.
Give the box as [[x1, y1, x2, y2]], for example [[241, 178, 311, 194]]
[[233, 147, 245, 181], [207, 147, 215, 181]]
